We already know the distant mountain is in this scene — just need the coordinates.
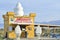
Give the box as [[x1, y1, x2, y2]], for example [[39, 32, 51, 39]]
[[40, 20, 60, 25]]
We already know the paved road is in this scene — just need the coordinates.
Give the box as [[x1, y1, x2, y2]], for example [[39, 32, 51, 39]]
[[3, 37, 60, 40], [20, 37, 60, 40]]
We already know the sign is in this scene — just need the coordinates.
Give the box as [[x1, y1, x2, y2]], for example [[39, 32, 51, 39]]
[[14, 18, 32, 24]]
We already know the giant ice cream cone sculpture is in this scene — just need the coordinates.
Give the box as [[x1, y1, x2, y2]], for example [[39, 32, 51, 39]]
[[14, 2, 24, 16], [15, 25, 21, 40], [36, 25, 42, 39]]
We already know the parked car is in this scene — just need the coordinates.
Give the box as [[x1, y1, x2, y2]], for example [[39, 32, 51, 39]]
[[50, 33, 60, 38]]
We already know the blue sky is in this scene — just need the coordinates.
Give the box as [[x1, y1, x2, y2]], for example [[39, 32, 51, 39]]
[[0, 0, 60, 23]]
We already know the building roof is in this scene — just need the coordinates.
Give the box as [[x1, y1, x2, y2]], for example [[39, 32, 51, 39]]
[[34, 22, 60, 27]]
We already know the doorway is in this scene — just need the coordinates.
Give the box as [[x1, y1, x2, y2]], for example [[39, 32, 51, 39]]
[[19, 25, 27, 38]]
